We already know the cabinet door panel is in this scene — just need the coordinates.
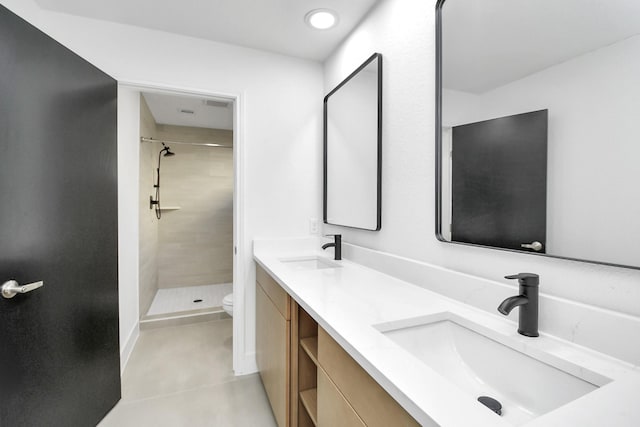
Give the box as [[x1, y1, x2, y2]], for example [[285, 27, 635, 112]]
[[257, 284, 290, 427]]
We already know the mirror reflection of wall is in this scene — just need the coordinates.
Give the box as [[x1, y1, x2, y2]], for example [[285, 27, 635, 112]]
[[438, 0, 640, 268], [325, 53, 382, 231]]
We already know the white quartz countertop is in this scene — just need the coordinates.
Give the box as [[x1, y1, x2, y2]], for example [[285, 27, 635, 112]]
[[253, 239, 640, 427]]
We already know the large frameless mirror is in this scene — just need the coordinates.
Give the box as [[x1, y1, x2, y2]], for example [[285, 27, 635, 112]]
[[436, 0, 640, 269], [324, 53, 382, 231]]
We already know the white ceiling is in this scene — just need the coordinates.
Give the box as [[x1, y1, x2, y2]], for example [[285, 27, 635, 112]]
[[443, 0, 640, 93], [143, 92, 234, 130], [33, 0, 379, 61]]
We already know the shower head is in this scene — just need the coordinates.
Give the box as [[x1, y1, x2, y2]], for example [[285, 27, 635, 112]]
[[161, 143, 175, 157]]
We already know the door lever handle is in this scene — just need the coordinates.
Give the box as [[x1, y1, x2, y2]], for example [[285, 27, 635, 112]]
[[520, 241, 543, 252], [1, 280, 44, 299]]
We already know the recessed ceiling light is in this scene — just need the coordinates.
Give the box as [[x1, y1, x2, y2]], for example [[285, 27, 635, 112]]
[[305, 9, 338, 30]]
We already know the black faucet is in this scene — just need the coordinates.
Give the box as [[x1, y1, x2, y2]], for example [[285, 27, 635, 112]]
[[497, 273, 539, 337], [321, 234, 342, 260]]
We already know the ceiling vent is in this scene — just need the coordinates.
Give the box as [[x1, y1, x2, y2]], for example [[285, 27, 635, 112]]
[[203, 99, 229, 108]]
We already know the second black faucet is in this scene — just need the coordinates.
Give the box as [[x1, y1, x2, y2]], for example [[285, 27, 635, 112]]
[[322, 234, 342, 260]]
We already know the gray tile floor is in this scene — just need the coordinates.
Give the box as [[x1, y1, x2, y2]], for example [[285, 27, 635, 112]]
[[99, 319, 277, 427]]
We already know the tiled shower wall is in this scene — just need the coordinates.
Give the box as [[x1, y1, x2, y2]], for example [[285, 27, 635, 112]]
[[155, 125, 233, 289], [139, 96, 159, 316]]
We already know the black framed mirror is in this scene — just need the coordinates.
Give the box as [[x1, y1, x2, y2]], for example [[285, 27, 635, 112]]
[[324, 53, 382, 231], [435, 0, 640, 270]]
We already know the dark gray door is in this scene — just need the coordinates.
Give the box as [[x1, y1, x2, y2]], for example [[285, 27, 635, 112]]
[[451, 110, 548, 253], [0, 6, 120, 426]]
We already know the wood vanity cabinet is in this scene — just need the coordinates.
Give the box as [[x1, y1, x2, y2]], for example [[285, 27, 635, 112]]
[[256, 265, 419, 427], [256, 266, 291, 427]]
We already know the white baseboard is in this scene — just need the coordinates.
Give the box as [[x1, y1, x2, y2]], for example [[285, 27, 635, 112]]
[[120, 322, 140, 375]]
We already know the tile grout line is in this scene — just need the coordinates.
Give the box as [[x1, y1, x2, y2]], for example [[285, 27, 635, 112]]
[[118, 373, 262, 406]]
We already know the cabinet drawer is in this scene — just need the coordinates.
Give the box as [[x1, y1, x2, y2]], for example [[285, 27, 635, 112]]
[[317, 368, 366, 427], [257, 265, 290, 319], [318, 328, 419, 427]]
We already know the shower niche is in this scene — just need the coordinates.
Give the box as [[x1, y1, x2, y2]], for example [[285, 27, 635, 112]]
[[137, 91, 235, 326]]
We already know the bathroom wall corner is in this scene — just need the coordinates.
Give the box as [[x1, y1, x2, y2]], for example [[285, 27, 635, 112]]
[[120, 322, 140, 375], [117, 85, 141, 362], [138, 94, 160, 317]]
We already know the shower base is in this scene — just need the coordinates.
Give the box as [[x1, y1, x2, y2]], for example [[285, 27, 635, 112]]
[[147, 283, 232, 316]]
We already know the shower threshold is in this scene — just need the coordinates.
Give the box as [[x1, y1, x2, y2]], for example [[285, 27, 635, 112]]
[[140, 307, 229, 330]]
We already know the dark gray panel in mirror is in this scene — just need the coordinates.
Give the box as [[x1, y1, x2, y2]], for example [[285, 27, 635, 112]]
[[436, 0, 640, 269], [324, 53, 382, 231]]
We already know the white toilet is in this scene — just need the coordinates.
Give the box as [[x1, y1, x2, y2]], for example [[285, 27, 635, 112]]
[[222, 293, 233, 317]]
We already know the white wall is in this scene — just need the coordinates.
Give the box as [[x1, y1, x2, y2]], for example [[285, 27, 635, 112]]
[[116, 86, 141, 371], [323, 0, 434, 259], [323, 0, 640, 328], [1, 0, 324, 374], [442, 35, 640, 266]]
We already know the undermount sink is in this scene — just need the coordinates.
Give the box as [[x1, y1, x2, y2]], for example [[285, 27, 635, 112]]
[[374, 312, 611, 426], [279, 256, 341, 271]]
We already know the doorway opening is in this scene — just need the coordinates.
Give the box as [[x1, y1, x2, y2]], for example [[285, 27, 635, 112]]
[[118, 81, 246, 377], [137, 91, 236, 327]]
